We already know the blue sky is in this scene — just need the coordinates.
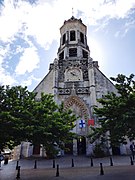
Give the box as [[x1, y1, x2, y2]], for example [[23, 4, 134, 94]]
[[0, 0, 135, 91]]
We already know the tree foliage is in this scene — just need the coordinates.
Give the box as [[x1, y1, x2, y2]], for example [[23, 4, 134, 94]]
[[0, 85, 35, 149], [0, 86, 76, 155], [89, 74, 135, 146], [25, 93, 76, 156]]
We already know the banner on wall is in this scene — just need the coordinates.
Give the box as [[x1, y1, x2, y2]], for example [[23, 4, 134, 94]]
[[88, 119, 94, 126], [79, 120, 85, 128]]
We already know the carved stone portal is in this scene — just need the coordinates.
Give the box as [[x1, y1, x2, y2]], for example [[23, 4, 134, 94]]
[[64, 95, 89, 119]]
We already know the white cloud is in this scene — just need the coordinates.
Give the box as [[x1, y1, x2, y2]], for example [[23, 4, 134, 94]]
[[15, 46, 39, 75], [114, 17, 135, 37], [0, 71, 16, 86], [20, 75, 41, 87], [0, 46, 9, 62], [0, 1, 24, 42], [0, 43, 16, 85], [1, 0, 134, 45], [0, 0, 135, 88], [15, 45, 24, 54]]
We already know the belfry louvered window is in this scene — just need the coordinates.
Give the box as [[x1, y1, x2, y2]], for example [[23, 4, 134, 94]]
[[59, 51, 64, 60], [80, 32, 84, 44], [70, 30, 76, 41], [82, 50, 88, 58], [62, 33, 66, 45], [69, 48, 77, 57]]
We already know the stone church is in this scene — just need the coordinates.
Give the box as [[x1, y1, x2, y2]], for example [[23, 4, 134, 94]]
[[32, 16, 120, 157]]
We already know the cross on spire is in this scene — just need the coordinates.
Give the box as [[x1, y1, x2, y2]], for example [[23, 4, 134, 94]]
[[72, 7, 74, 17]]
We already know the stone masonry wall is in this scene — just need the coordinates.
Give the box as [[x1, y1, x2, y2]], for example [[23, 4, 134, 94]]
[[94, 67, 117, 100], [33, 70, 54, 99]]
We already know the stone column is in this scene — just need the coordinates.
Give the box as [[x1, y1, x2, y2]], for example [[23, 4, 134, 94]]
[[53, 58, 59, 103], [88, 64, 97, 106]]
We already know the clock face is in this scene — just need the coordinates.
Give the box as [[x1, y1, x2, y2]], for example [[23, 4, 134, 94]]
[[66, 68, 82, 81]]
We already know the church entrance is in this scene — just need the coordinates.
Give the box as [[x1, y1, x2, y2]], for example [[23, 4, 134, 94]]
[[77, 136, 86, 155]]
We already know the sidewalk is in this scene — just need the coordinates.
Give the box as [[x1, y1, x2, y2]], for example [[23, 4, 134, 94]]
[[0, 155, 135, 179]]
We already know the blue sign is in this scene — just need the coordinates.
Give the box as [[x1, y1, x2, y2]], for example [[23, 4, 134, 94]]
[[79, 120, 85, 128]]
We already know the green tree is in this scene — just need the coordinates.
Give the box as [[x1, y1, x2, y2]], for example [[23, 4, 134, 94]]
[[0, 86, 76, 157], [0, 85, 36, 150], [89, 74, 135, 146], [25, 93, 76, 157]]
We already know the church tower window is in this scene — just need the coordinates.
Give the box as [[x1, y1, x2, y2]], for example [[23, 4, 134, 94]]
[[69, 48, 77, 57], [70, 30, 76, 41], [62, 33, 66, 45], [59, 51, 64, 60], [80, 32, 84, 44], [82, 50, 88, 58]]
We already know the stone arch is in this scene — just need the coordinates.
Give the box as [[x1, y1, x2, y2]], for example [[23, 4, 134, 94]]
[[64, 95, 89, 119]]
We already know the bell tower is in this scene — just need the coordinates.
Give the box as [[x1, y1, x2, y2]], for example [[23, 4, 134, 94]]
[[57, 16, 92, 83], [53, 16, 96, 155], [58, 16, 90, 59]]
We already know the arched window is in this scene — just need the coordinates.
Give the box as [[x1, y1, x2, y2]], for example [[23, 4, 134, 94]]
[[80, 32, 84, 44], [62, 33, 66, 45], [82, 50, 88, 58], [70, 30, 76, 41], [59, 51, 64, 60]]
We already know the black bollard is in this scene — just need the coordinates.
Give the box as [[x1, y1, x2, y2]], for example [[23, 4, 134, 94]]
[[130, 156, 134, 165], [72, 158, 74, 167], [110, 156, 113, 166], [100, 163, 104, 175], [16, 160, 19, 170], [56, 164, 59, 177], [16, 166, 20, 179], [53, 159, 55, 168], [34, 160, 37, 169], [91, 157, 93, 167]]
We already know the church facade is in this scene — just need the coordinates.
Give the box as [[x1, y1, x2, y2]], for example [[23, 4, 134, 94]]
[[32, 16, 121, 156]]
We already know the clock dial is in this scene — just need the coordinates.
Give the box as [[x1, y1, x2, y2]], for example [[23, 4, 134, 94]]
[[65, 68, 82, 81]]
